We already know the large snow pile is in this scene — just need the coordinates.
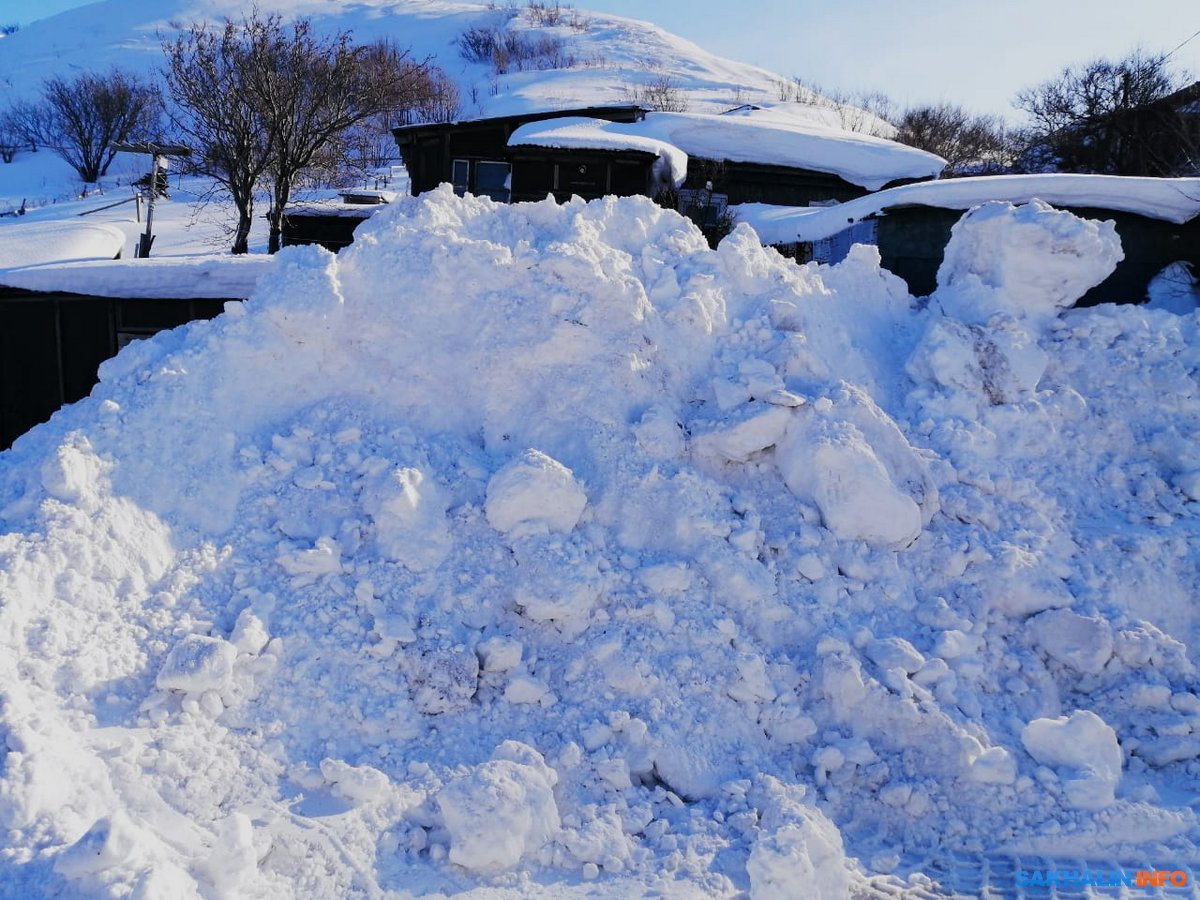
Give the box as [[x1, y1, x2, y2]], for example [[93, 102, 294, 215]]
[[3, 188, 1200, 897]]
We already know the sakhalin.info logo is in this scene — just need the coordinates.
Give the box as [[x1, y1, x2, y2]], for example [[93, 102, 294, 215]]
[[1016, 867, 1189, 889]]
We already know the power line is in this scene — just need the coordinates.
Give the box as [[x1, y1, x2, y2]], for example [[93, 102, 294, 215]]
[[1164, 27, 1200, 61]]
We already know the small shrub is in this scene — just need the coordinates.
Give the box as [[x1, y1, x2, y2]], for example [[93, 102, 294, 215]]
[[457, 26, 499, 65], [525, 0, 564, 26], [456, 24, 577, 74], [625, 74, 689, 113]]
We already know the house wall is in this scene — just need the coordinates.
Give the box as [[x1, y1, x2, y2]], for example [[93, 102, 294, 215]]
[[510, 150, 655, 202], [395, 106, 646, 196], [0, 290, 228, 449], [281, 211, 374, 252], [875, 206, 1200, 303], [684, 160, 868, 208]]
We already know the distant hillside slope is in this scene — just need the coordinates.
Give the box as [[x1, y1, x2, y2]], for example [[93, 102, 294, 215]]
[[0, 0, 894, 134]]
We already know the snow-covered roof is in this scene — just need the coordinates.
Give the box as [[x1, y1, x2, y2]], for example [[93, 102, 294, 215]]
[[0, 255, 275, 299], [0, 220, 126, 269], [734, 174, 1200, 245], [509, 106, 946, 191], [509, 116, 690, 186]]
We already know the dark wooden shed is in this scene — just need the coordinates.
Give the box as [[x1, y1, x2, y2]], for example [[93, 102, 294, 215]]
[[875, 205, 1200, 304], [394, 105, 649, 202], [0, 289, 229, 449]]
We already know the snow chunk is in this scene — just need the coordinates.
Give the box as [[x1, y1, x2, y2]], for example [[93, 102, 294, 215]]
[[969, 747, 1018, 785], [363, 466, 452, 571], [777, 408, 922, 549], [319, 758, 391, 804], [230, 609, 269, 656], [692, 402, 795, 463], [485, 449, 587, 539], [477, 636, 522, 673], [865, 637, 925, 674], [935, 200, 1123, 324], [1021, 711, 1122, 810], [1027, 608, 1114, 675], [437, 742, 560, 874], [748, 778, 850, 900], [156, 635, 237, 694]]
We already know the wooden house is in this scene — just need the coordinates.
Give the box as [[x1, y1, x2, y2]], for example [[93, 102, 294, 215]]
[[392, 103, 946, 232]]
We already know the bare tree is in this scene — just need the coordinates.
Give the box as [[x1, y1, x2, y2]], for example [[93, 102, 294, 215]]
[[164, 14, 433, 254], [894, 103, 1015, 176], [164, 20, 273, 254], [339, 64, 461, 175], [0, 115, 21, 163], [250, 23, 433, 252], [1014, 50, 1194, 175], [7, 69, 159, 182]]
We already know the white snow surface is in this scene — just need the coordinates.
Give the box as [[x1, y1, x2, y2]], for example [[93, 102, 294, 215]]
[[510, 107, 945, 191], [3, 188, 1200, 897], [735, 174, 1200, 245], [0, 220, 126, 268], [0, 0, 892, 129]]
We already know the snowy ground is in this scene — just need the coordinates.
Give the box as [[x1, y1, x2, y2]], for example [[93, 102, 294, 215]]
[[2, 180, 1200, 897]]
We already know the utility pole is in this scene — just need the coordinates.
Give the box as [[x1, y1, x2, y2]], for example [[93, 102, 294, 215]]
[[113, 142, 192, 258]]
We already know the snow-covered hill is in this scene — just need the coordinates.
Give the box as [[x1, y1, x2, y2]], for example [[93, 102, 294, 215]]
[[0, 0, 883, 130]]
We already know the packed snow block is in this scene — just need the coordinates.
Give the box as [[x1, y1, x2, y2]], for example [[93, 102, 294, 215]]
[[1021, 710, 1123, 810], [748, 777, 850, 900], [319, 758, 391, 804], [437, 742, 560, 874], [865, 637, 925, 674], [776, 408, 923, 550], [156, 635, 237, 694], [362, 465, 452, 571], [934, 199, 1123, 324], [691, 402, 795, 463], [485, 449, 587, 539], [1026, 608, 1114, 675]]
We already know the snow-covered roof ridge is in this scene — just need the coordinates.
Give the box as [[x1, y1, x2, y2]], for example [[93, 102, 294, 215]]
[[735, 174, 1200, 245], [509, 106, 946, 191]]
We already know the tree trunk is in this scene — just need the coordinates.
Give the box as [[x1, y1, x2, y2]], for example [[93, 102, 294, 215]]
[[267, 178, 291, 255], [232, 203, 253, 255]]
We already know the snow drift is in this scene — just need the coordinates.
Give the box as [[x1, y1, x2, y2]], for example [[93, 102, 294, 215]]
[[2, 189, 1200, 897]]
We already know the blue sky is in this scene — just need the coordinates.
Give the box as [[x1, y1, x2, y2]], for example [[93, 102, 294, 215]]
[[3, 0, 1197, 118]]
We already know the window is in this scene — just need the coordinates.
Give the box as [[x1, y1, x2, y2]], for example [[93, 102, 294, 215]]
[[475, 160, 511, 202], [677, 188, 729, 228], [451, 159, 469, 195]]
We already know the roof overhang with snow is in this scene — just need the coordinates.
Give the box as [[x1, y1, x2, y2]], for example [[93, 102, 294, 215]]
[[735, 174, 1200, 245]]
